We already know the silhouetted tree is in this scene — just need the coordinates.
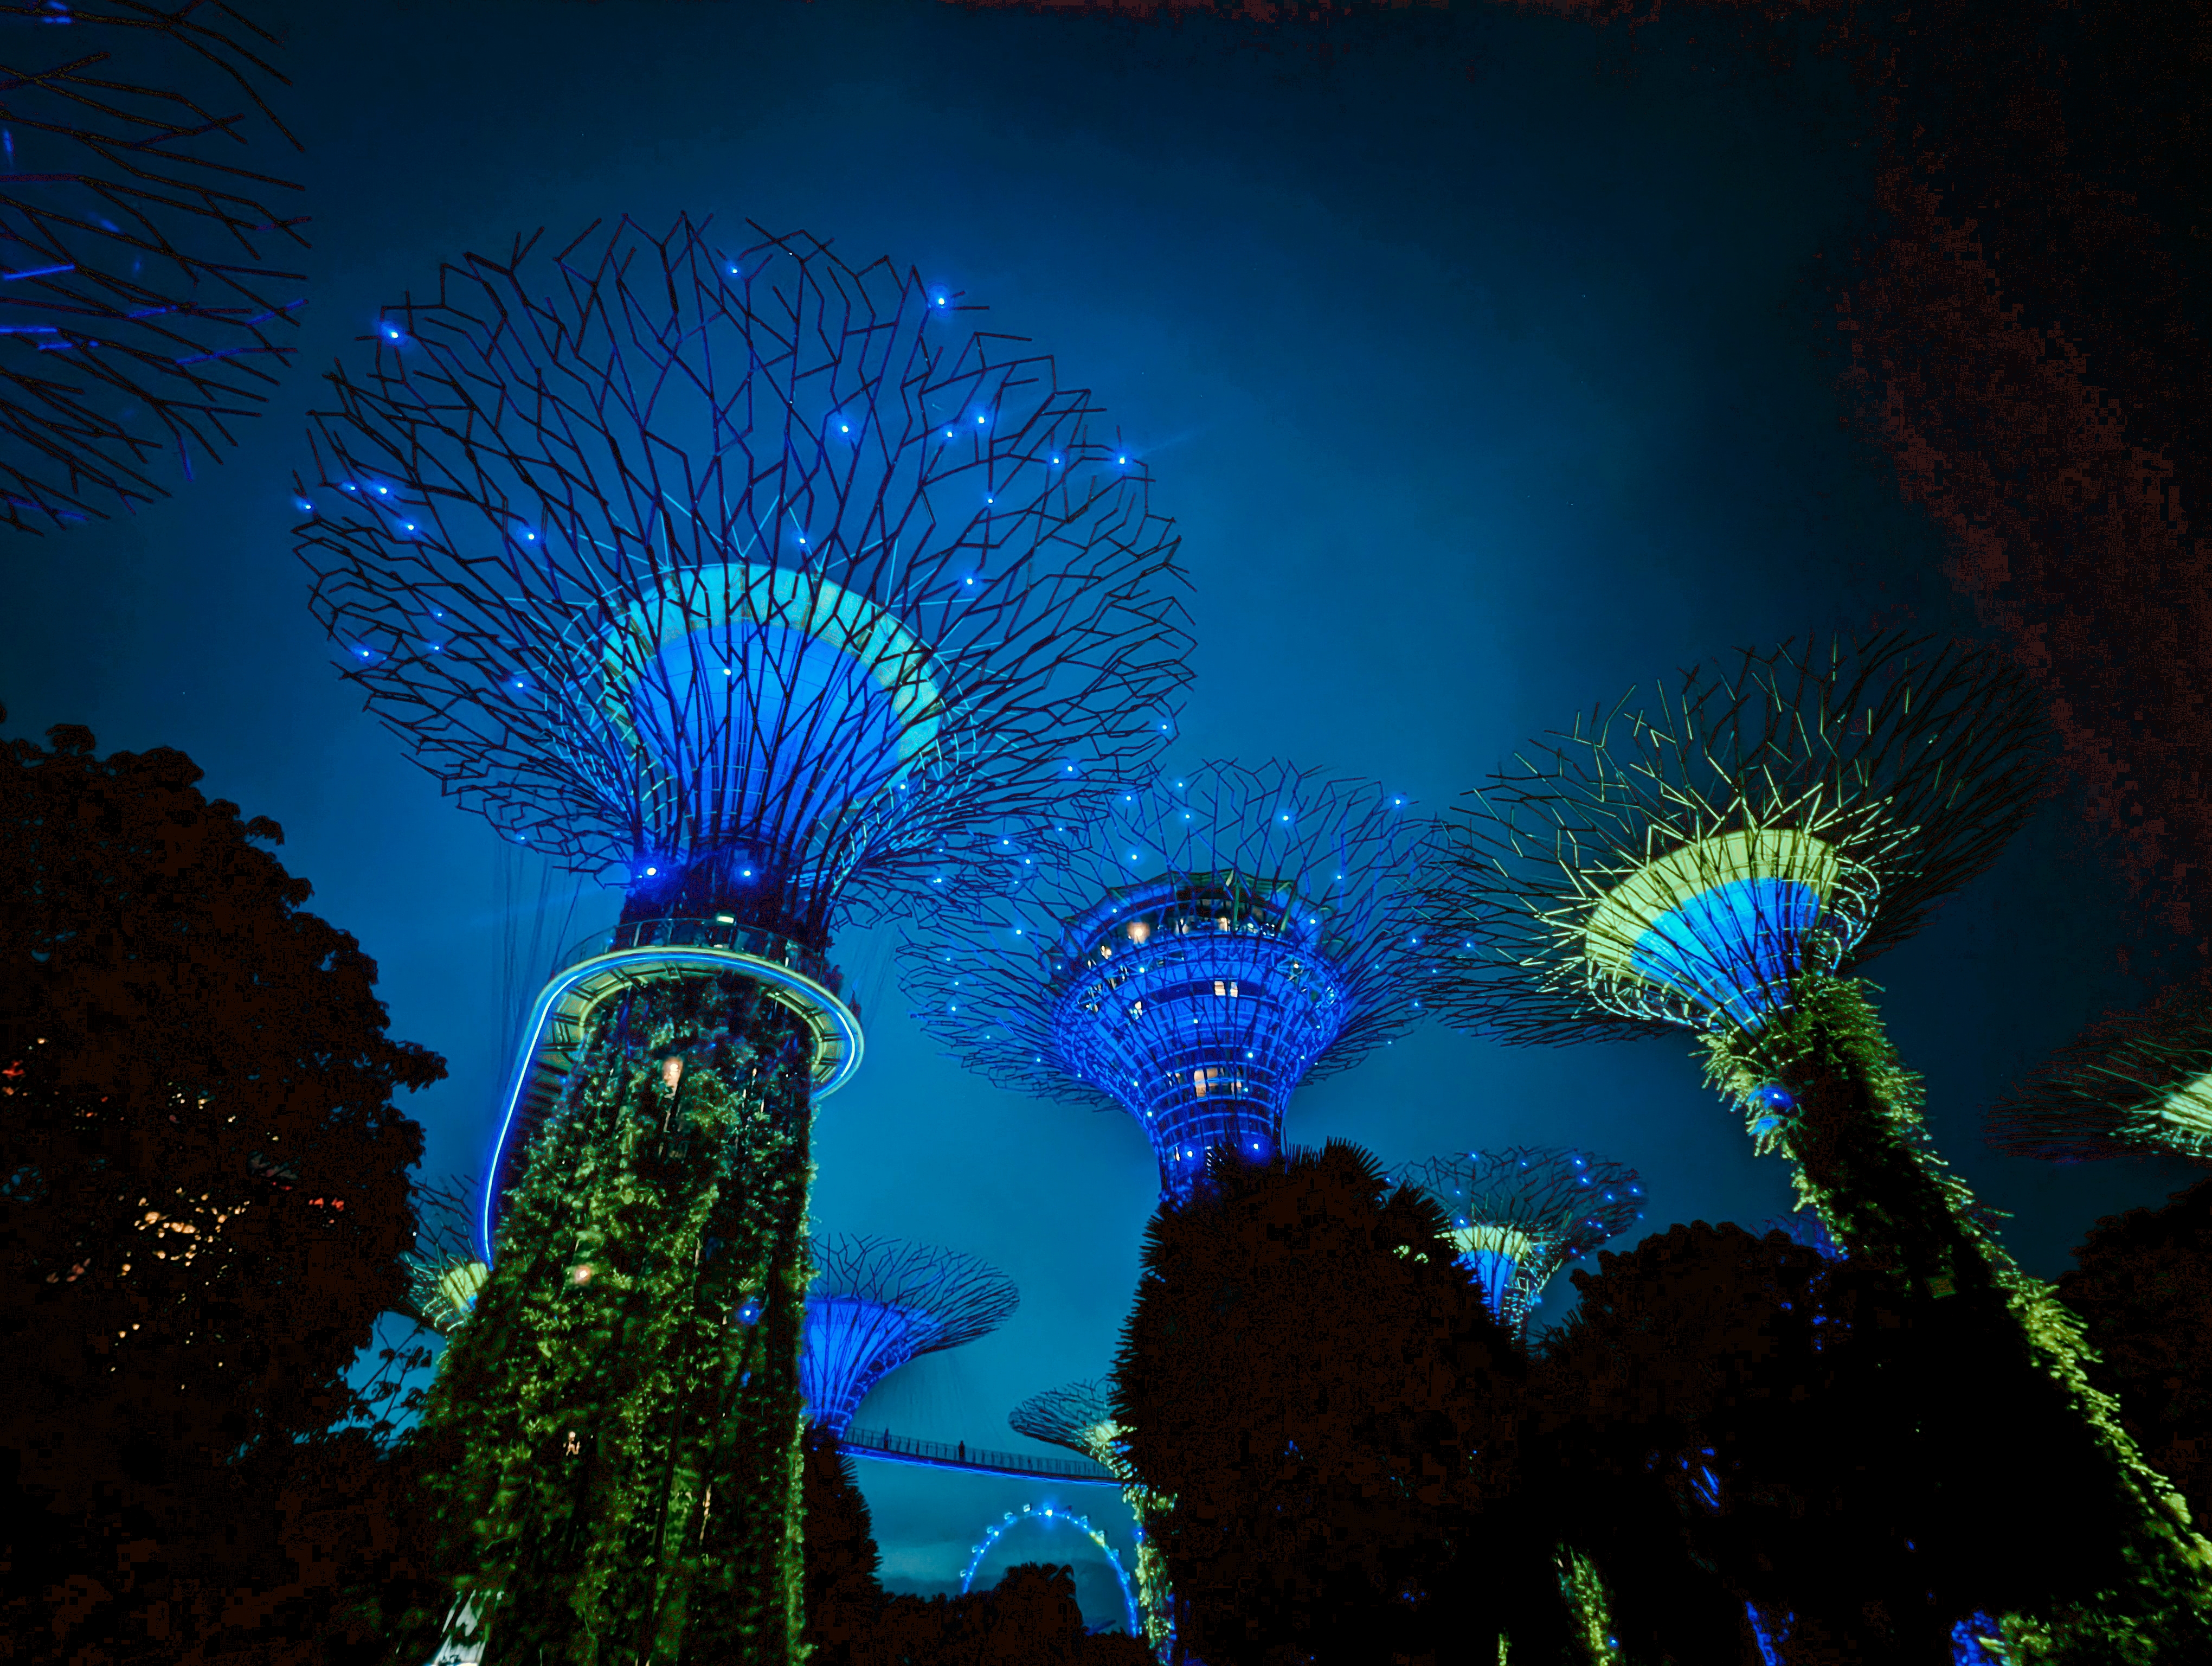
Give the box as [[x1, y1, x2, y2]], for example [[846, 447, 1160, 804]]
[[1542, 1215, 2184, 1664], [1116, 1138, 1574, 1666], [1538, 1222, 1926, 1663], [2059, 1175, 2212, 1535], [0, 718, 443, 1663], [852, 1563, 1144, 1666], [805, 1426, 887, 1666]]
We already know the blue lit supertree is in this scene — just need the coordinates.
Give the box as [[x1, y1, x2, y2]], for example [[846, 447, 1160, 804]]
[[903, 760, 1433, 1201], [800, 1234, 1017, 1437], [1390, 1146, 1645, 1337], [296, 214, 1189, 1665], [1426, 627, 2212, 1652], [0, 1, 306, 532]]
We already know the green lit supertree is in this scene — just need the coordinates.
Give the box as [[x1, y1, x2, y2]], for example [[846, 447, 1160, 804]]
[[1426, 627, 2212, 1661], [1389, 1146, 1645, 1338], [398, 1173, 490, 1339], [1989, 971, 2212, 1166], [299, 214, 1189, 1666], [1009, 1378, 1173, 1657]]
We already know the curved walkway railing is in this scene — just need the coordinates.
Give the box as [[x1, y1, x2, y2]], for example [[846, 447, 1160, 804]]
[[479, 916, 863, 1261], [841, 1424, 1120, 1486]]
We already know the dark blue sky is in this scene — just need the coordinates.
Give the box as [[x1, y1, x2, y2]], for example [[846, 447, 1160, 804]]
[[1, 0, 2195, 1624]]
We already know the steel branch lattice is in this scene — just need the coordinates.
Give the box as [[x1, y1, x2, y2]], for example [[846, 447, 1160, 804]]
[[0, 1, 306, 531], [1008, 1377, 1127, 1475], [1389, 1146, 1644, 1334], [1989, 972, 2212, 1164], [299, 214, 1191, 941], [799, 1233, 1019, 1436], [903, 760, 1438, 1197], [1427, 629, 2055, 1045]]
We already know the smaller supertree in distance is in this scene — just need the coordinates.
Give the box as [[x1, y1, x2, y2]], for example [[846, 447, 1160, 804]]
[[1427, 627, 2212, 1652], [903, 760, 1435, 1201], [1010, 1379, 1172, 1655], [1386, 1148, 1643, 1658], [0, 2, 308, 532], [800, 1234, 1018, 1438], [1989, 970, 2212, 1165], [1391, 1147, 1645, 1338], [1009, 1379, 1123, 1472], [399, 1173, 490, 1338]]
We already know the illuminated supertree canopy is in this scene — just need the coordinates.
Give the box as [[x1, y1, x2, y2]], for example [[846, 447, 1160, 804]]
[[1009, 1377, 1124, 1472], [299, 213, 1188, 942], [799, 1233, 1018, 1437], [0, 1, 306, 533], [1428, 628, 2049, 1048], [1388, 1146, 1645, 1335], [1988, 971, 2212, 1165], [301, 215, 1187, 1666], [903, 759, 1435, 1199], [1427, 627, 2212, 1645], [398, 1173, 490, 1337]]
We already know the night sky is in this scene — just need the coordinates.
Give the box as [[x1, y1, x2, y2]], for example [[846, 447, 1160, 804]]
[[0, 0, 2198, 1629]]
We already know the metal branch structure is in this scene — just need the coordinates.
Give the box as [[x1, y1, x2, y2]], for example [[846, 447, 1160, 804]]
[[1009, 1377, 1125, 1472], [1988, 972, 2212, 1164], [903, 760, 1436, 1200], [799, 1234, 1018, 1437], [400, 1171, 489, 1337], [300, 213, 1188, 937], [1388, 1147, 1645, 1336], [1427, 627, 2050, 1046], [1427, 628, 2212, 1646], [0, 1, 307, 532], [301, 215, 1188, 1666]]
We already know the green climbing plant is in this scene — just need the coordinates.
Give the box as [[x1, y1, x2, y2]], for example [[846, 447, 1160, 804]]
[[396, 973, 815, 1666], [1702, 972, 2212, 1662]]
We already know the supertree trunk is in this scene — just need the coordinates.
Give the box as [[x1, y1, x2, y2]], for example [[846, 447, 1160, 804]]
[[1705, 973, 2212, 1663], [402, 972, 814, 1666]]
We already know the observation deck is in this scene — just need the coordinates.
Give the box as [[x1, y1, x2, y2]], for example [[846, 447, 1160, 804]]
[[480, 914, 863, 1260]]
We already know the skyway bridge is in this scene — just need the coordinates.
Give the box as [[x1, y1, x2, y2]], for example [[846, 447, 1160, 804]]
[[840, 1424, 1120, 1486]]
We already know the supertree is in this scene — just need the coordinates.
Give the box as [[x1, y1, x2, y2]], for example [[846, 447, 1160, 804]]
[[400, 1173, 490, 1338], [1426, 626, 2212, 1657], [902, 759, 1434, 1202], [295, 214, 1189, 1666], [1381, 1148, 1642, 1663], [1389, 1146, 1645, 1338], [799, 1234, 1017, 1437], [0, 1, 307, 533], [1009, 1378, 1172, 1654], [1988, 970, 2212, 1165]]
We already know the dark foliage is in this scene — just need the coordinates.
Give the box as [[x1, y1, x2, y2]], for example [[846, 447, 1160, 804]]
[[1544, 1217, 2209, 1663], [805, 1427, 887, 1666], [864, 1565, 1148, 1666], [2060, 1176, 2212, 1535], [0, 1, 309, 534], [0, 717, 442, 1663], [1115, 1137, 1574, 1666], [1539, 1222, 1934, 1664]]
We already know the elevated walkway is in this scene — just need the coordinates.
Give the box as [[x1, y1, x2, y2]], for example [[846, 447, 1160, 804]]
[[841, 1424, 1121, 1486], [480, 915, 863, 1260]]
